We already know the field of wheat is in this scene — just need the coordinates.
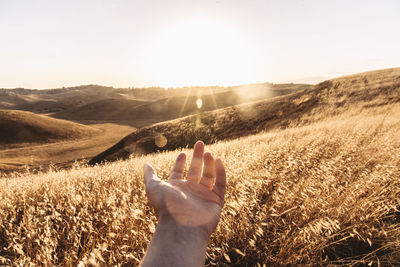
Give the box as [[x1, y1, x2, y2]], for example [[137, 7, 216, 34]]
[[1, 102, 400, 266]]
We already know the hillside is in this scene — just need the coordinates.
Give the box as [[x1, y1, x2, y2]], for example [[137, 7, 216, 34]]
[[1, 83, 309, 124], [55, 84, 309, 126], [89, 67, 400, 165], [0, 110, 100, 148], [1, 90, 399, 265], [53, 98, 150, 124], [3, 85, 123, 114], [0, 83, 309, 173], [55, 90, 258, 126]]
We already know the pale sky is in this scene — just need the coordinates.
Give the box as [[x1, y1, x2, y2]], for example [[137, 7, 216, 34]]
[[0, 0, 399, 89]]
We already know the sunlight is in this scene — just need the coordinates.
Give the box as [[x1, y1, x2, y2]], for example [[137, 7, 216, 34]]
[[196, 98, 203, 109], [179, 88, 192, 117], [144, 16, 258, 87], [208, 87, 218, 109]]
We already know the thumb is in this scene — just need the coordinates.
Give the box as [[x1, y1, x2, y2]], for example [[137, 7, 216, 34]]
[[143, 163, 158, 187]]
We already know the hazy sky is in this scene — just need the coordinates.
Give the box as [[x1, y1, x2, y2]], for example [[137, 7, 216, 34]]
[[0, 0, 399, 88]]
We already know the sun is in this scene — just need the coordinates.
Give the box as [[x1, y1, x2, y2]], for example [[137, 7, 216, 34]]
[[144, 16, 258, 87]]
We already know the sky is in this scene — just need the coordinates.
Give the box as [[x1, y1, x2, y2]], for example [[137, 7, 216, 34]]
[[0, 0, 399, 89]]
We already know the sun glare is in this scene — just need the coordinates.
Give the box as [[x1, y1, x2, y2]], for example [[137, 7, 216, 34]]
[[196, 98, 203, 109], [144, 17, 257, 87]]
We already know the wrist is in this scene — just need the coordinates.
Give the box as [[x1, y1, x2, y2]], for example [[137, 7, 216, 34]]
[[157, 214, 211, 243], [140, 215, 210, 267]]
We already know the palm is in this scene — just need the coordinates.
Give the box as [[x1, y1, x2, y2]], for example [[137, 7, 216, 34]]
[[144, 141, 226, 236]]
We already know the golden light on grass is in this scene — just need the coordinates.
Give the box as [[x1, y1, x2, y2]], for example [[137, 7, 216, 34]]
[[2, 105, 400, 265], [1, 69, 400, 265]]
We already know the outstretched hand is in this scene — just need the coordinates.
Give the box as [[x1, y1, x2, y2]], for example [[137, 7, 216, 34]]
[[143, 141, 226, 238]]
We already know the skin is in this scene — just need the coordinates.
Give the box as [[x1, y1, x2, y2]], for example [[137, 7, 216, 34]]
[[140, 141, 227, 267]]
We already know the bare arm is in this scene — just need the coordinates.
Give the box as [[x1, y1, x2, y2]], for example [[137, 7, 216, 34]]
[[140, 141, 226, 267]]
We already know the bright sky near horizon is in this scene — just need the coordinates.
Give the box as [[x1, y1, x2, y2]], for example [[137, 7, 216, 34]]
[[0, 0, 399, 89]]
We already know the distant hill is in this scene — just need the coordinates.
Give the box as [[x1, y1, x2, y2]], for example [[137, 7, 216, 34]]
[[53, 83, 309, 126], [0, 110, 100, 148], [1, 85, 122, 113], [1, 83, 310, 125], [53, 98, 150, 122], [89, 67, 400, 165], [54, 90, 247, 125]]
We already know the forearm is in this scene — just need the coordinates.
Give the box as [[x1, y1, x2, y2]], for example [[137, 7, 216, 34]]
[[140, 216, 209, 267]]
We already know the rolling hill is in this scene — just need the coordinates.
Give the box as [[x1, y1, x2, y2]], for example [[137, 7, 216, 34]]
[[89, 67, 400, 165], [54, 83, 309, 126], [1, 83, 309, 125], [53, 90, 251, 125], [0, 83, 309, 172], [0, 110, 100, 149], [53, 98, 150, 123], [2, 85, 122, 114]]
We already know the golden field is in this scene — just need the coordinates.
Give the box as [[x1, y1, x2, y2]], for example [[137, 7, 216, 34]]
[[0, 82, 304, 173], [1, 68, 400, 266], [1, 101, 399, 266]]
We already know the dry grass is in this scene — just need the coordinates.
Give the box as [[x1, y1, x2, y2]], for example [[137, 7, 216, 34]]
[[1, 101, 399, 266], [89, 68, 400, 165], [0, 123, 135, 173], [0, 110, 100, 149]]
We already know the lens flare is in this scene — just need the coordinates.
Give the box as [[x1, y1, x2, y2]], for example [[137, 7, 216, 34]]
[[155, 134, 167, 148], [196, 98, 203, 109]]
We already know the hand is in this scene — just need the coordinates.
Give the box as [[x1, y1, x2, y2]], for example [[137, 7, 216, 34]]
[[143, 141, 226, 238]]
